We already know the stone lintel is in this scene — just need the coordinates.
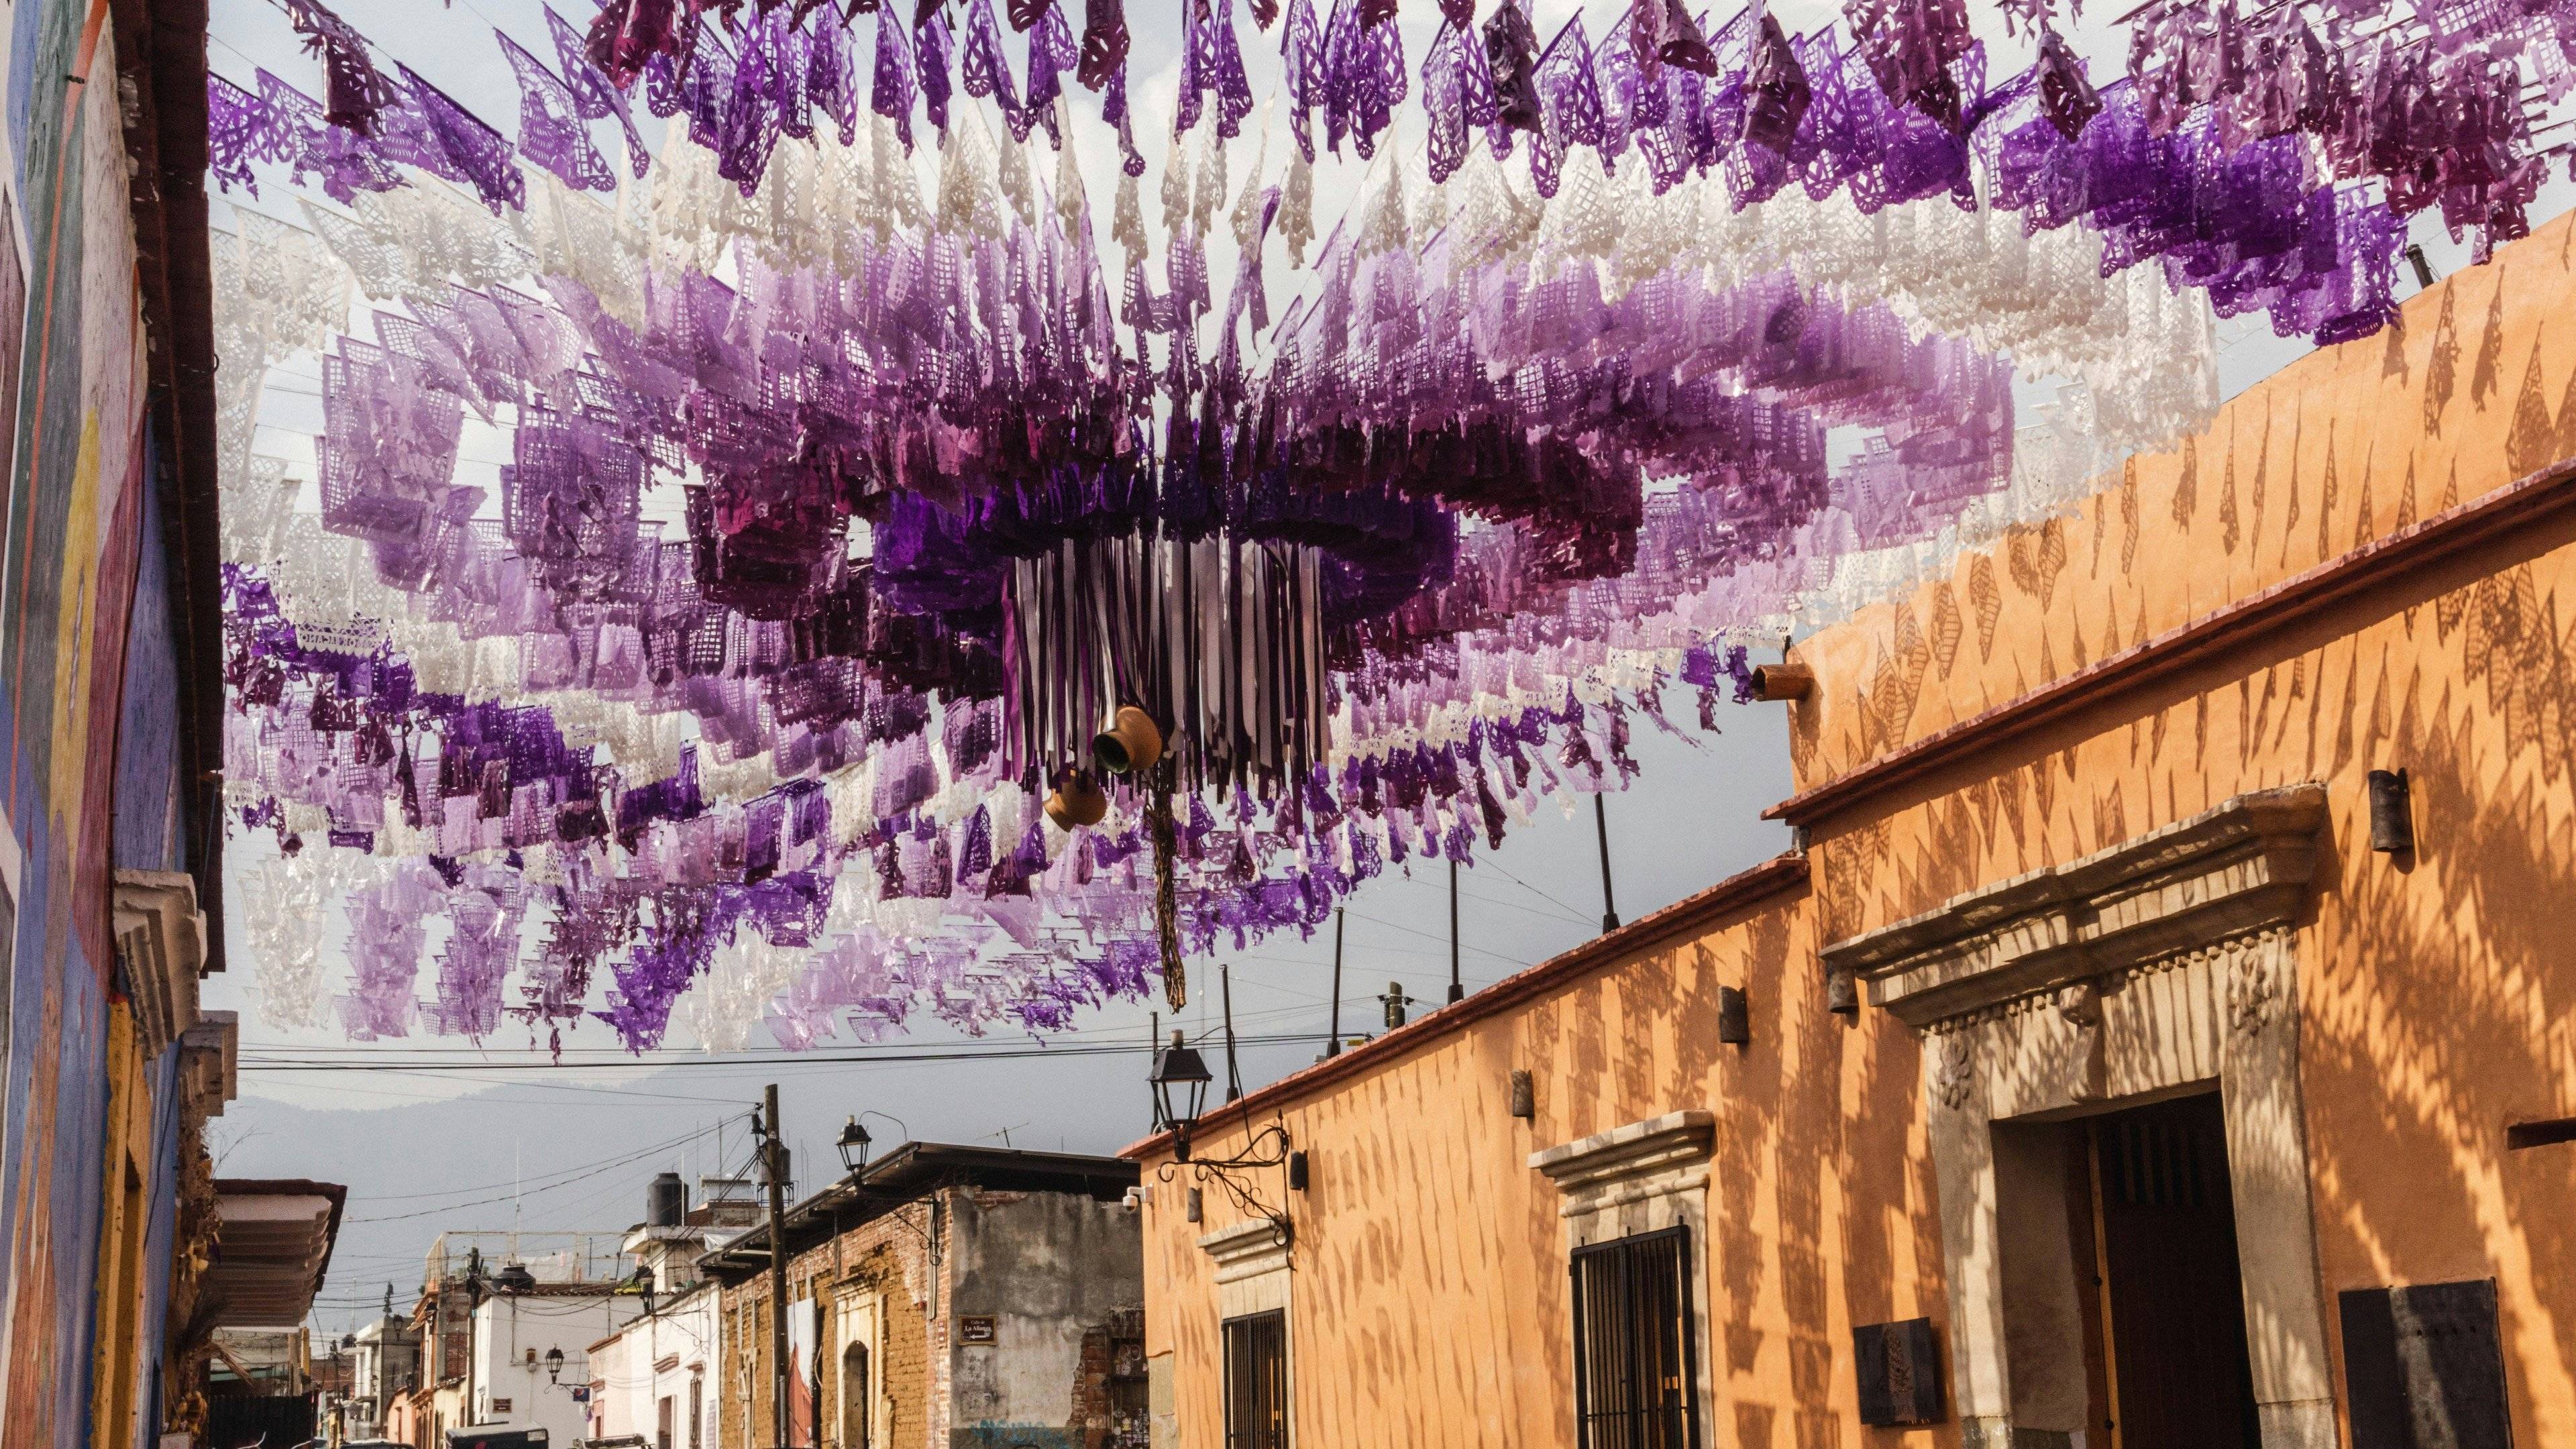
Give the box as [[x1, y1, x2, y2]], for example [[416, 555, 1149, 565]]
[[1823, 785, 2327, 1028]]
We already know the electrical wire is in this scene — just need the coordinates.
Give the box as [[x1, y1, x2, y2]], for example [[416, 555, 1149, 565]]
[[246, 1031, 1336, 1073], [343, 1122, 727, 1223]]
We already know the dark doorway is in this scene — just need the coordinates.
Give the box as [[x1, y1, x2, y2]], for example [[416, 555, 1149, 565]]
[[2088, 1091, 2261, 1449]]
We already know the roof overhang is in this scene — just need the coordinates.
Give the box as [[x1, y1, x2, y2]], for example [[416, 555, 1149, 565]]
[[698, 1143, 1137, 1283], [209, 1179, 346, 1327]]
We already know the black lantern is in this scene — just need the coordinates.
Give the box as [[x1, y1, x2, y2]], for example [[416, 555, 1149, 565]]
[[837, 1115, 874, 1175], [543, 1346, 565, 1383], [1150, 1030, 1214, 1154]]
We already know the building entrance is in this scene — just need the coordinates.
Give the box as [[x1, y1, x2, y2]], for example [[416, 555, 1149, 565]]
[[2085, 1091, 2261, 1449]]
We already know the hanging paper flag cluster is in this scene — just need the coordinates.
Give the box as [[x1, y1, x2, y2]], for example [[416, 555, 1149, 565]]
[[203, 0, 2564, 1053]]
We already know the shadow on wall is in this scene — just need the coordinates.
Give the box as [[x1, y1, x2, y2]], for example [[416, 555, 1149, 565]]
[[2300, 583, 2576, 1437]]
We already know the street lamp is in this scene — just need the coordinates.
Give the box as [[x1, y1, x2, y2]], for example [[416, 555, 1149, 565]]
[[544, 1347, 565, 1384], [1144, 1029, 1293, 1246], [1148, 1030, 1214, 1159], [836, 1115, 873, 1175]]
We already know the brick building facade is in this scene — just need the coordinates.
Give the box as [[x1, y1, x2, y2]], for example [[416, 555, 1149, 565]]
[[706, 1144, 1143, 1449]]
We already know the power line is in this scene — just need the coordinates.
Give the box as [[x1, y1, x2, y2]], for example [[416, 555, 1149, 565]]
[[345, 1127, 720, 1224], [339, 1120, 729, 1203], [246, 1031, 1334, 1073]]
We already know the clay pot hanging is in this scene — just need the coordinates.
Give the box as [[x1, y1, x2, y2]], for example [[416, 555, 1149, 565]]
[[1092, 705, 1165, 775], [1044, 771, 1110, 830]]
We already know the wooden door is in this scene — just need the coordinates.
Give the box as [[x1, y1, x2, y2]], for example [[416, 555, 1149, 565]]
[[2090, 1092, 2261, 1449]]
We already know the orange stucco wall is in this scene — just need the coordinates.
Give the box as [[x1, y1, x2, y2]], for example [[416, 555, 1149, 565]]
[[1794, 207, 2576, 1444], [1138, 879, 1956, 1447], [1136, 210, 2576, 1448]]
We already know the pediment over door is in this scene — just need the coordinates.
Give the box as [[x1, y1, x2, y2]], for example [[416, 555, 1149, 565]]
[[1823, 784, 2327, 1030]]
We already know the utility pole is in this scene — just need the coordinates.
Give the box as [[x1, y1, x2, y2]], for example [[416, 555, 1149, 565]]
[[379, 1283, 395, 1430], [762, 1085, 791, 1449], [1594, 796, 1621, 932], [1221, 965, 1243, 1102], [1448, 859, 1464, 1003], [1326, 908, 1346, 1057]]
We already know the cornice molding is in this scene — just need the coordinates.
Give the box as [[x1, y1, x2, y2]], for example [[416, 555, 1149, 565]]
[[1530, 1112, 1717, 1219], [1197, 1218, 1291, 1283], [114, 869, 207, 1058], [1823, 785, 2327, 1029]]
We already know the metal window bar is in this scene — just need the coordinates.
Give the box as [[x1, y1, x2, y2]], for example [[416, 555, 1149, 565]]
[[1570, 1226, 1702, 1449], [1222, 1309, 1289, 1449]]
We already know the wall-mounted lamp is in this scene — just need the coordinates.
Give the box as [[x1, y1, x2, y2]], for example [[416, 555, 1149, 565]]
[[1148, 1034, 1293, 1244], [1751, 663, 1814, 701], [544, 1347, 566, 1384], [1717, 987, 1751, 1046], [1287, 1152, 1309, 1192], [1827, 969, 1860, 1018], [2368, 769, 2413, 855], [1508, 1069, 1534, 1120], [1149, 1030, 1214, 1158]]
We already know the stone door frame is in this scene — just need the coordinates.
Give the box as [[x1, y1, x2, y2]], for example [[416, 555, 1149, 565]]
[[1823, 784, 2337, 1449]]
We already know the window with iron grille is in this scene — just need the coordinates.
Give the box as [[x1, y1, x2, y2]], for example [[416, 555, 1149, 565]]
[[1570, 1226, 1702, 1449], [1222, 1309, 1289, 1449]]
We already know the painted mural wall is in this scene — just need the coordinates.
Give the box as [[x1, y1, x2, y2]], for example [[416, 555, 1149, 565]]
[[0, 0, 207, 1446]]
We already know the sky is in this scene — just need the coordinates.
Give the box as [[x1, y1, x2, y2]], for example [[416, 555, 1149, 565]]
[[195, 0, 2575, 1338]]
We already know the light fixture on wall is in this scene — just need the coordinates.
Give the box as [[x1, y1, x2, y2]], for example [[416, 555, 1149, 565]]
[[1150, 1031, 1215, 1155], [1827, 969, 1860, 1018], [544, 1347, 565, 1384], [1148, 1030, 1295, 1246], [1717, 987, 1751, 1046], [2368, 769, 2414, 855]]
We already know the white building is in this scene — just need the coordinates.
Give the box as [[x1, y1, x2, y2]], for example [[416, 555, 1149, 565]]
[[586, 1177, 758, 1449], [469, 1288, 641, 1438], [347, 1309, 420, 1441]]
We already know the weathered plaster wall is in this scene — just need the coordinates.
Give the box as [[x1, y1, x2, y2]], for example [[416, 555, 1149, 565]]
[[945, 1188, 1140, 1448], [720, 1207, 937, 1449], [1785, 207, 2576, 1444]]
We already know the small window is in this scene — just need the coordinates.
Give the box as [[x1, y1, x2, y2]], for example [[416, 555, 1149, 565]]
[[1570, 1226, 1701, 1449], [1221, 1309, 1288, 1449]]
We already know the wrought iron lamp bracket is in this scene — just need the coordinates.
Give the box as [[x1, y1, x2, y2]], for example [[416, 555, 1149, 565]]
[[1156, 1122, 1295, 1248]]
